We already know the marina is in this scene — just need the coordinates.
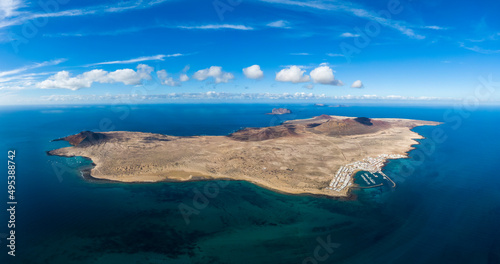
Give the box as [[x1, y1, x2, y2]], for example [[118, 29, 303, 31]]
[[327, 154, 405, 192], [361, 173, 376, 185]]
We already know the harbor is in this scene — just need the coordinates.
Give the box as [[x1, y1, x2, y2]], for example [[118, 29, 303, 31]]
[[327, 154, 405, 192]]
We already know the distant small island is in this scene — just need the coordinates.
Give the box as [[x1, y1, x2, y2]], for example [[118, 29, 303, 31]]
[[48, 115, 441, 198], [266, 108, 291, 115], [314, 104, 349, 108], [328, 104, 349, 108]]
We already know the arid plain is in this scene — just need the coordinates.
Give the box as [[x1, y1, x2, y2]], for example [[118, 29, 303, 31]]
[[48, 115, 440, 197]]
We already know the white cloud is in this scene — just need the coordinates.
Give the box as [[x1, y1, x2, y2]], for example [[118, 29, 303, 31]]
[[459, 42, 500, 54], [0, 72, 55, 85], [178, 24, 253, 30], [242, 65, 264, 79], [179, 73, 189, 82], [107, 69, 141, 85], [423, 25, 448, 30], [136, 64, 154, 80], [86, 54, 182, 66], [0, 0, 24, 19], [340, 32, 360, 38], [193, 66, 234, 83], [157, 70, 179, 86], [349, 8, 425, 39], [179, 65, 190, 81], [259, 0, 331, 10], [0, 59, 66, 78], [43, 23, 256, 38], [275, 66, 310, 83], [37, 64, 154, 90], [326, 53, 344, 57], [261, 0, 426, 39], [82, 69, 109, 83], [0, 0, 169, 30], [37, 71, 93, 90], [267, 20, 290, 28], [290, 52, 310, 55], [38, 92, 456, 104], [42, 26, 155, 38], [309, 65, 342, 86], [39, 92, 333, 102], [351, 80, 363, 88]]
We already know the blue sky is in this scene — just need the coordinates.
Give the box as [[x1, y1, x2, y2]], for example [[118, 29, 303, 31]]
[[1, 0, 500, 105]]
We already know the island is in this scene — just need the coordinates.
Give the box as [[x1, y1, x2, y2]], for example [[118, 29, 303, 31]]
[[48, 115, 441, 198], [314, 104, 349, 108], [266, 108, 291, 115], [328, 104, 349, 108]]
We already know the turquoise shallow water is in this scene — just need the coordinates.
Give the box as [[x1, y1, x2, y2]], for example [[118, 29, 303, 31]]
[[0, 104, 499, 264]]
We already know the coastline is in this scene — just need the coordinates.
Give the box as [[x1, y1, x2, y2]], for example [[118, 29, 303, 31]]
[[52, 149, 356, 199], [47, 115, 441, 198]]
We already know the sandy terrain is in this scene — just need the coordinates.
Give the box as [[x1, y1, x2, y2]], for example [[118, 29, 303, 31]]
[[48, 115, 441, 197]]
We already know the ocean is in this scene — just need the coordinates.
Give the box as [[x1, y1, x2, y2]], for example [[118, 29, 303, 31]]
[[0, 103, 499, 264]]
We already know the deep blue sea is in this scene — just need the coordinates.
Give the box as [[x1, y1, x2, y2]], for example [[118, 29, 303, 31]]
[[0, 103, 499, 264]]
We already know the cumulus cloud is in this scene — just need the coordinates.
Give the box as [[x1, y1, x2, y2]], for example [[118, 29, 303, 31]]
[[309, 65, 343, 86], [275, 65, 310, 83], [242, 65, 264, 79], [157, 70, 179, 86], [193, 66, 234, 83], [179, 65, 190, 82], [39, 92, 453, 104], [179, 73, 189, 82], [107, 64, 154, 85], [37, 64, 154, 90], [82, 69, 109, 83], [40, 92, 332, 103], [351, 80, 364, 88], [37, 71, 93, 90], [137, 64, 154, 79]]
